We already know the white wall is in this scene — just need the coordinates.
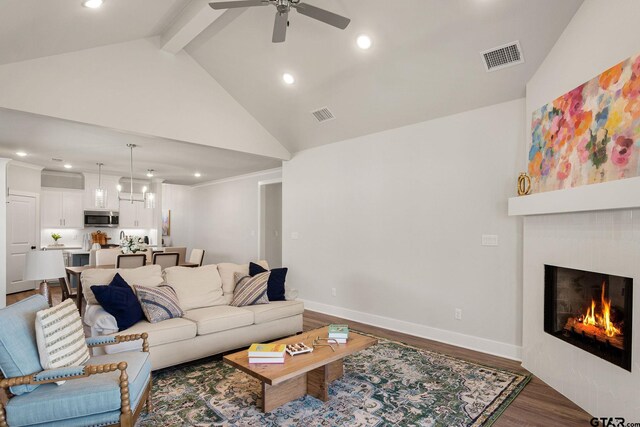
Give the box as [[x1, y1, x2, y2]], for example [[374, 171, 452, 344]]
[[522, 0, 640, 418], [283, 99, 525, 359], [0, 37, 289, 160], [190, 169, 281, 265], [161, 183, 193, 248], [7, 162, 42, 194], [0, 159, 9, 307]]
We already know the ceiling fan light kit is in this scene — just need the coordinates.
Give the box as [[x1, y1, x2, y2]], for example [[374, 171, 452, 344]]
[[209, 0, 350, 43]]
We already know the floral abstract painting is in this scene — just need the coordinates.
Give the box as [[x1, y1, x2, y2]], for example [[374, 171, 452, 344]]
[[529, 52, 640, 193]]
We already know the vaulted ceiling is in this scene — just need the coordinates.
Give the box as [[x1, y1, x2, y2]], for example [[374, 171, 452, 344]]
[[0, 0, 583, 183]]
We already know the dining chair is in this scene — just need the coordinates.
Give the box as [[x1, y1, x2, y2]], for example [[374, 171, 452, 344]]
[[153, 252, 180, 270], [188, 249, 205, 266], [95, 248, 121, 266], [164, 246, 186, 264], [116, 253, 147, 269], [58, 276, 77, 303]]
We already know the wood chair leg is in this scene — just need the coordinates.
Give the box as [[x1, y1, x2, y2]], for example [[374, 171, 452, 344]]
[[119, 362, 132, 427], [0, 401, 7, 427], [146, 378, 153, 413]]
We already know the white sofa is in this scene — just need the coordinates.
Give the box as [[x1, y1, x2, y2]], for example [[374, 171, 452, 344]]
[[81, 262, 303, 370]]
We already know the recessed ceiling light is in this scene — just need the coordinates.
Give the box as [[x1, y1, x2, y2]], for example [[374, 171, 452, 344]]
[[194, 172, 201, 178], [82, 0, 103, 8], [63, 164, 73, 169], [356, 35, 372, 50], [146, 169, 154, 178], [282, 73, 295, 85], [15, 151, 27, 157]]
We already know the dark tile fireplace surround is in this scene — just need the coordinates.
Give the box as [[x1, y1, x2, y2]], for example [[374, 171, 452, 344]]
[[544, 265, 633, 371]]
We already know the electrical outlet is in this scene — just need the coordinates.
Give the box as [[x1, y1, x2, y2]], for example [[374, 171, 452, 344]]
[[455, 308, 462, 320], [291, 232, 300, 240], [481, 234, 498, 246], [331, 287, 337, 297]]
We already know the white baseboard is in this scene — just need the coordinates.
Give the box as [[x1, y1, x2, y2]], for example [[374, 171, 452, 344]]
[[300, 299, 523, 362]]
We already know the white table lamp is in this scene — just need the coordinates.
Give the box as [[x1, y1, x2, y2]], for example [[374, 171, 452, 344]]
[[24, 250, 66, 306]]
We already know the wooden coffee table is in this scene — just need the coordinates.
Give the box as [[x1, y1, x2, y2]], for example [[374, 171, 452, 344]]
[[223, 326, 377, 412]]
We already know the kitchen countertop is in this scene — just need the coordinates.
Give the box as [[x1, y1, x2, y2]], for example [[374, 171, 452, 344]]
[[42, 245, 83, 250]]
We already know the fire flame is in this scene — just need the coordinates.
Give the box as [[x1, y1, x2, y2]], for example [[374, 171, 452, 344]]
[[582, 282, 621, 337]]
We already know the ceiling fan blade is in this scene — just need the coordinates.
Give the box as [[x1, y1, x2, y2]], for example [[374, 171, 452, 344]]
[[209, 0, 269, 10], [272, 10, 288, 43], [292, 3, 350, 29]]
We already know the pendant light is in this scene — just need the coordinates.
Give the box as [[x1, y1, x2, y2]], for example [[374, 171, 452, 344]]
[[116, 144, 155, 209], [94, 162, 107, 209]]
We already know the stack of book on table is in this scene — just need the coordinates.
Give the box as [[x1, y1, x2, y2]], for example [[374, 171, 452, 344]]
[[328, 324, 349, 343], [248, 343, 286, 364]]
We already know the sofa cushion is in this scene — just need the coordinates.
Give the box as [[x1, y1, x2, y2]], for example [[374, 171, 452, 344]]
[[183, 306, 254, 335], [217, 260, 269, 303], [163, 265, 225, 311], [5, 351, 150, 427], [107, 318, 197, 352], [91, 274, 145, 331], [249, 262, 288, 301], [0, 295, 49, 395], [240, 300, 305, 324], [82, 265, 163, 305], [35, 299, 90, 374]]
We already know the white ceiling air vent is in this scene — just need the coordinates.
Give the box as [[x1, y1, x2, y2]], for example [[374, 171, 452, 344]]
[[480, 41, 524, 72], [311, 107, 335, 123]]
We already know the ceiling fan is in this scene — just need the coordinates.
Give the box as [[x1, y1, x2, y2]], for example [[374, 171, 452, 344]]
[[209, 0, 351, 43]]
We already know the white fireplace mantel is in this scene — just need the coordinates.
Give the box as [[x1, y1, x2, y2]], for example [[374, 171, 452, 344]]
[[508, 177, 640, 216]]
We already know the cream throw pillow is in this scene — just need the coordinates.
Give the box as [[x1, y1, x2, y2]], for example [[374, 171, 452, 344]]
[[35, 299, 90, 383], [82, 264, 163, 304], [163, 265, 225, 311]]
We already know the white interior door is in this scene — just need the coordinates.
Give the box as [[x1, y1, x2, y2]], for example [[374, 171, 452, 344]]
[[7, 194, 38, 294]]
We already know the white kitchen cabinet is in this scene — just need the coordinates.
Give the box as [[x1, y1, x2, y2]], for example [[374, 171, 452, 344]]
[[83, 173, 121, 211], [41, 190, 84, 228], [119, 199, 153, 228]]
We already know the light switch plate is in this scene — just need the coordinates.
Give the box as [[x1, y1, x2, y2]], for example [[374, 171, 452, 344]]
[[291, 232, 300, 240], [481, 234, 498, 246]]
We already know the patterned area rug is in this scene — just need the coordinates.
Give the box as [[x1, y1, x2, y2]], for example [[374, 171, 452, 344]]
[[137, 333, 530, 426]]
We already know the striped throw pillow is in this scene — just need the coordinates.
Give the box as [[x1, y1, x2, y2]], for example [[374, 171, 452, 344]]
[[35, 299, 90, 376], [134, 284, 184, 323], [230, 271, 270, 307]]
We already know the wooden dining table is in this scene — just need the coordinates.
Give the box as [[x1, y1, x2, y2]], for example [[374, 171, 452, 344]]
[[65, 261, 199, 315]]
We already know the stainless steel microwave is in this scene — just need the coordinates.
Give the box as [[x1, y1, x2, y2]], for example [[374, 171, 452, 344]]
[[84, 210, 119, 228]]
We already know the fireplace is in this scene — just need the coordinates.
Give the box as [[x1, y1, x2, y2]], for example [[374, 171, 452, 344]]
[[544, 265, 633, 371]]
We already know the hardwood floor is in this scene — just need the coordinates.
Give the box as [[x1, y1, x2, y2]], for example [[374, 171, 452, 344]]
[[304, 310, 593, 427], [5, 285, 62, 306], [4, 290, 592, 426]]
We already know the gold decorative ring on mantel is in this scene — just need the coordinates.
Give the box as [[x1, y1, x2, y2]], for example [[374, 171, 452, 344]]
[[517, 172, 531, 196]]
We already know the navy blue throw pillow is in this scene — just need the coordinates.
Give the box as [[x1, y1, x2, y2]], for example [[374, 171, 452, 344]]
[[249, 262, 287, 301], [91, 273, 145, 331]]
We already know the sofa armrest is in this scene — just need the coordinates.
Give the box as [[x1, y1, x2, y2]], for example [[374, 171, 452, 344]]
[[84, 304, 118, 335]]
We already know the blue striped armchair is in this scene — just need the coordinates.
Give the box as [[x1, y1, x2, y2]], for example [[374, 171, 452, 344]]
[[0, 295, 152, 427]]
